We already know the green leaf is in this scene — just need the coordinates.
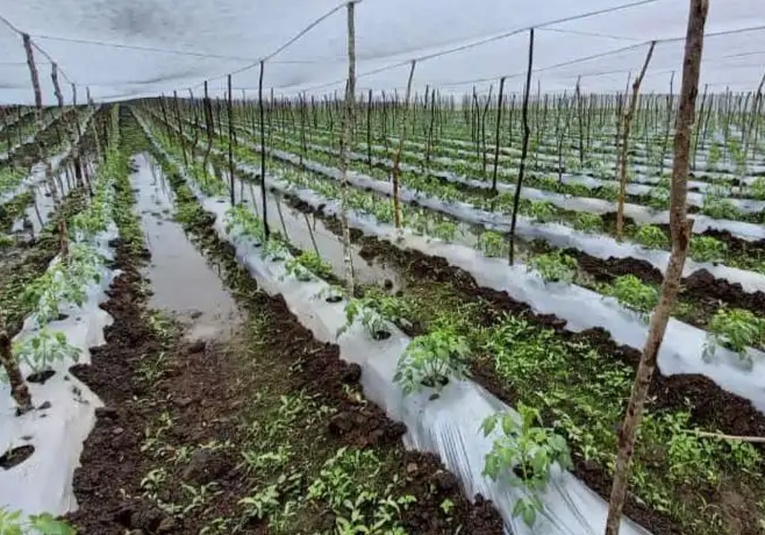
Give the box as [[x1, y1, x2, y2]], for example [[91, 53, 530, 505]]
[[521, 502, 537, 526], [28, 514, 75, 535]]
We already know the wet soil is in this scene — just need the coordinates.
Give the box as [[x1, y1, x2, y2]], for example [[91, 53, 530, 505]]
[[287, 190, 765, 535], [565, 248, 765, 324], [67, 137, 504, 533]]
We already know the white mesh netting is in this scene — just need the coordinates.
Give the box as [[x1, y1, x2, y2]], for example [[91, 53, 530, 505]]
[[0, 1, 762, 99]]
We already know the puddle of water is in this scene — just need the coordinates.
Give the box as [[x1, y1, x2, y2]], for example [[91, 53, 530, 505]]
[[134, 153, 242, 342], [210, 161, 406, 292]]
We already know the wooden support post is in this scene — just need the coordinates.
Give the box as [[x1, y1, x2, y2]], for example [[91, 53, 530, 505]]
[[391, 60, 417, 230], [258, 62, 270, 241], [227, 74, 235, 205], [605, 2, 708, 533], [23, 33, 67, 257], [491, 76, 506, 196], [508, 29, 535, 265], [339, 1, 357, 296], [616, 41, 656, 240]]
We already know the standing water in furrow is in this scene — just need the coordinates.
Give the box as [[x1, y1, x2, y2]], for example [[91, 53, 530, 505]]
[[131, 152, 241, 341]]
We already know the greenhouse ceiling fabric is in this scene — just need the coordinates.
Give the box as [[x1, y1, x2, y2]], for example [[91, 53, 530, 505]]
[[0, 0, 762, 103]]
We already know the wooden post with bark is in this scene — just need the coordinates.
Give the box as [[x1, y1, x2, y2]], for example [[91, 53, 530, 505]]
[[23, 33, 68, 257], [616, 41, 656, 240], [605, 1, 708, 533], [391, 60, 417, 230], [508, 28, 534, 265], [339, 1, 357, 296]]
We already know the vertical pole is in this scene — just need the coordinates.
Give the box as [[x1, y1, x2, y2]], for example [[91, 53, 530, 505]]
[[172, 90, 188, 167], [508, 28, 534, 266], [227, 74, 235, 205], [659, 71, 675, 177], [391, 60, 417, 229], [367, 88, 373, 168], [23, 33, 67, 257], [491, 76, 506, 196], [616, 41, 656, 240], [576, 76, 584, 167], [339, 1, 357, 296], [605, 1, 708, 533], [258, 61, 270, 241]]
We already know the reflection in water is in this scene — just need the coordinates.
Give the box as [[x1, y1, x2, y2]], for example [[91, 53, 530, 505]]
[[211, 162, 405, 292], [133, 152, 242, 342]]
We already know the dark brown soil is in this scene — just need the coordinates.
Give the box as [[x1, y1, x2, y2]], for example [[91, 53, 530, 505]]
[[283, 192, 765, 535], [565, 248, 765, 323], [66, 186, 503, 534], [702, 228, 765, 257]]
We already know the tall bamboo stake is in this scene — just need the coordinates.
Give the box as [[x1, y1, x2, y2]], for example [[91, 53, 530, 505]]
[[367, 89, 373, 168], [339, 1, 357, 296], [605, 1, 707, 533], [172, 90, 188, 167], [227, 75, 235, 205], [491, 76, 506, 196], [258, 61, 270, 241], [659, 71, 675, 177], [508, 29, 534, 265], [391, 60, 417, 230], [575, 76, 584, 166], [203, 81, 214, 172], [616, 41, 656, 240]]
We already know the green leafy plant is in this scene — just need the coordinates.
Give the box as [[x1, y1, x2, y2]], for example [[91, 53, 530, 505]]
[[646, 177, 670, 210], [478, 230, 505, 257], [748, 177, 765, 200], [431, 220, 457, 242], [528, 251, 577, 283], [702, 190, 739, 220], [602, 275, 658, 321], [308, 448, 413, 534], [10, 329, 80, 376], [481, 404, 573, 526], [0, 509, 75, 535], [524, 200, 556, 222], [635, 225, 669, 249], [285, 251, 331, 282], [705, 307, 765, 365], [573, 212, 602, 233], [690, 236, 727, 263], [339, 298, 386, 338], [263, 237, 289, 261], [394, 327, 470, 395], [225, 205, 265, 242]]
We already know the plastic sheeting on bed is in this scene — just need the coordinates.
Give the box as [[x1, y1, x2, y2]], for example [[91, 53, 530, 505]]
[[0, 224, 118, 516]]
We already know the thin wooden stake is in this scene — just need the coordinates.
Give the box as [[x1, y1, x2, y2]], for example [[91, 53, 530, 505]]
[[391, 60, 417, 230], [491, 76, 506, 196], [227, 74, 236, 205], [258, 61, 271, 241], [23, 33, 67, 257], [508, 29, 534, 265], [616, 41, 656, 240], [339, 0, 357, 297], [605, 1, 708, 533]]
